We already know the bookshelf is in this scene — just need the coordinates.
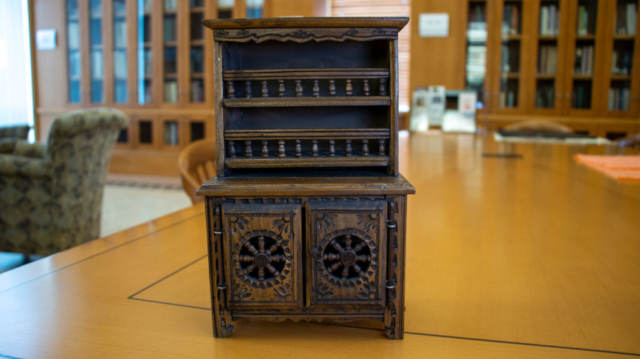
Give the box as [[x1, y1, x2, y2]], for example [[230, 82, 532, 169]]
[[602, 0, 639, 117], [467, 0, 640, 136], [465, 0, 489, 108], [532, 0, 564, 115], [490, 0, 532, 113], [66, 0, 81, 104], [564, 0, 604, 115], [51, 0, 264, 176]]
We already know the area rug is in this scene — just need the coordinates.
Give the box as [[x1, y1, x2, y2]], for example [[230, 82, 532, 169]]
[[574, 154, 640, 183]]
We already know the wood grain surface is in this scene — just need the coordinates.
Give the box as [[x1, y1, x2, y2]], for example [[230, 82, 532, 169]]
[[1, 134, 639, 358]]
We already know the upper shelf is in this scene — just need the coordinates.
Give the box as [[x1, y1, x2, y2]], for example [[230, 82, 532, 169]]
[[203, 17, 410, 31], [223, 97, 391, 107], [224, 68, 390, 81]]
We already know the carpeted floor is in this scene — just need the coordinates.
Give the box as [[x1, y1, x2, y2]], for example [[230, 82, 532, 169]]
[[100, 176, 193, 237]]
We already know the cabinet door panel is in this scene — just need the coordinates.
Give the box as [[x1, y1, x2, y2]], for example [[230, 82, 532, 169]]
[[222, 203, 302, 309], [306, 201, 387, 307]]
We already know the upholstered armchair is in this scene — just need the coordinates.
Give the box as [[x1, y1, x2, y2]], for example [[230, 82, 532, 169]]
[[0, 109, 129, 256], [0, 125, 30, 154]]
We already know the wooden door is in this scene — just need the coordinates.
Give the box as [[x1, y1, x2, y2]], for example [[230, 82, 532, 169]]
[[529, 0, 570, 115], [221, 203, 303, 310], [306, 201, 387, 308], [600, 0, 640, 117], [562, 0, 607, 116]]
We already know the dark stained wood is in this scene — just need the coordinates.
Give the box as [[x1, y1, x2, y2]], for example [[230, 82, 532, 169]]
[[197, 175, 414, 199], [223, 68, 390, 80], [225, 156, 390, 169], [225, 128, 390, 140], [223, 97, 391, 107], [202, 17, 413, 340], [202, 17, 409, 30]]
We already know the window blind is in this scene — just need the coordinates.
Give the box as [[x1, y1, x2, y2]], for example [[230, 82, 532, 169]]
[[331, 0, 411, 111]]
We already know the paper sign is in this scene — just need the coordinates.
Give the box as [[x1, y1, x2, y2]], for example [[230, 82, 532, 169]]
[[36, 29, 57, 50], [419, 13, 449, 37]]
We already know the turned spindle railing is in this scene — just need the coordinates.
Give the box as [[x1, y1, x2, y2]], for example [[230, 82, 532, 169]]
[[223, 68, 389, 99], [223, 129, 390, 168]]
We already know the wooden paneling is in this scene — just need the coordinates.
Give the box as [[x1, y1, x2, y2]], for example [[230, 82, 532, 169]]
[[108, 148, 181, 176], [409, 0, 466, 96], [264, 0, 328, 17]]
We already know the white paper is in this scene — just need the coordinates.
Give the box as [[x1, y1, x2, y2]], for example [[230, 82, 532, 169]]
[[36, 29, 56, 50], [419, 13, 449, 37]]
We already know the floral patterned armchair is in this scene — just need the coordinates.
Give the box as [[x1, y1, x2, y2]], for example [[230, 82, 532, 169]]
[[0, 124, 30, 154], [0, 109, 129, 256]]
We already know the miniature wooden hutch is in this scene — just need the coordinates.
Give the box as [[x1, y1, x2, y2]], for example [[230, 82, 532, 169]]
[[197, 17, 414, 339]]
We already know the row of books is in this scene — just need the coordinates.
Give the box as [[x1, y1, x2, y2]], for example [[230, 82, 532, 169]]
[[164, 80, 178, 103], [572, 83, 592, 109], [142, 48, 153, 76], [540, 4, 560, 36], [114, 80, 127, 103], [466, 45, 487, 73], [68, 51, 81, 78], [68, 22, 80, 50], [164, 0, 177, 11], [502, 4, 520, 35], [499, 90, 517, 108], [574, 45, 594, 75], [535, 83, 555, 109], [615, 3, 637, 35], [609, 87, 631, 111], [114, 50, 127, 78], [538, 45, 558, 74], [577, 5, 591, 35], [139, 80, 152, 104], [500, 44, 520, 72], [469, 4, 486, 24], [161, 80, 205, 103], [164, 122, 179, 146], [141, 0, 151, 13], [192, 79, 205, 103], [164, 17, 177, 42], [114, 20, 127, 49], [611, 50, 633, 75], [91, 50, 103, 78]]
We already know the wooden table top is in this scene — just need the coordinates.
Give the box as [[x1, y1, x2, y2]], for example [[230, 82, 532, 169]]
[[1, 133, 639, 359]]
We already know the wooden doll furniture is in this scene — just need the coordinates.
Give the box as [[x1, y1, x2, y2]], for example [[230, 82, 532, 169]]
[[197, 17, 414, 340]]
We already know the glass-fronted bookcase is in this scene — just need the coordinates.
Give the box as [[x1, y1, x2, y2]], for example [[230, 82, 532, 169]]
[[465, 0, 640, 138], [60, 0, 264, 157]]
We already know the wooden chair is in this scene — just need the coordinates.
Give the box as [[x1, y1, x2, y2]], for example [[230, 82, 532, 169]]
[[179, 139, 216, 204]]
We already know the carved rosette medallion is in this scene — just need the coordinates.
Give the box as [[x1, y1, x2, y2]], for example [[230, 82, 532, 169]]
[[235, 230, 291, 287], [320, 228, 377, 287]]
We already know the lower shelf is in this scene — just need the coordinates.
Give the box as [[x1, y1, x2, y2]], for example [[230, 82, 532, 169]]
[[225, 156, 390, 168]]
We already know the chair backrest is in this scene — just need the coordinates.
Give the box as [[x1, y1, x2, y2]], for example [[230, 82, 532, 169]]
[[179, 139, 216, 204], [46, 108, 129, 239], [0, 125, 30, 140]]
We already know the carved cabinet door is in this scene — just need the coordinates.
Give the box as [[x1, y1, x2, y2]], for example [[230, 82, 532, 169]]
[[306, 201, 387, 307], [221, 203, 303, 309]]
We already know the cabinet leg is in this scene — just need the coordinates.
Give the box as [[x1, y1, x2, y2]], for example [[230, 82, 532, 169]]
[[384, 304, 404, 339], [213, 308, 234, 338]]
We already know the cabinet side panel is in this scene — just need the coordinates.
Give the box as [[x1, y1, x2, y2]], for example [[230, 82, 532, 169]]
[[389, 39, 399, 176], [214, 40, 225, 176], [384, 195, 406, 339]]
